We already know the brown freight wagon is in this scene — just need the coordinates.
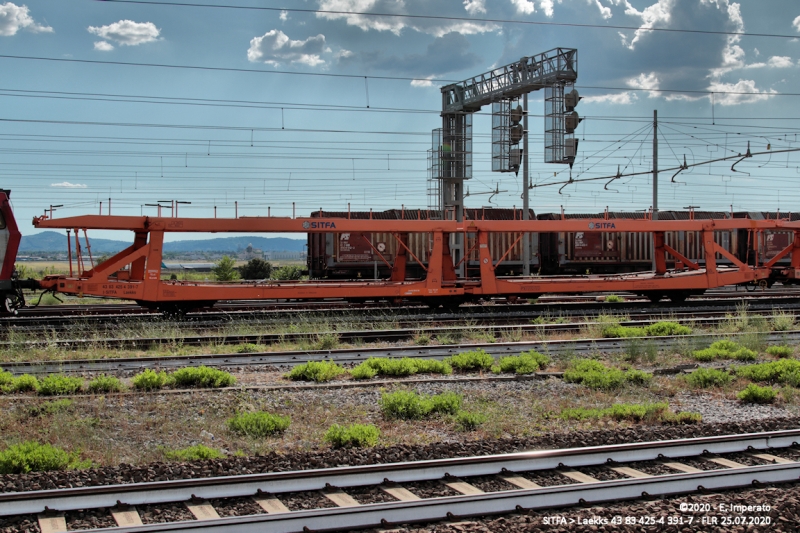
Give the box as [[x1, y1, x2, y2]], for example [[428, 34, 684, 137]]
[[307, 209, 537, 279], [537, 211, 738, 275]]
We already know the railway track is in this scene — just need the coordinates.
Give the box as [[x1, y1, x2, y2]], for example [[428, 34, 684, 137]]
[[4, 296, 800, 341], [2, 430, 796, 532], [12, 285, 800, 321], [2, 329, 796, 376]]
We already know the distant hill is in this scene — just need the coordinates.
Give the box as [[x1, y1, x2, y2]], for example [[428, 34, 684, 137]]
[[19, 231, 306, 254]]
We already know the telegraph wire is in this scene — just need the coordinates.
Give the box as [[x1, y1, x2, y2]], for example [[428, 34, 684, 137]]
[[2, 55, 800, 100]]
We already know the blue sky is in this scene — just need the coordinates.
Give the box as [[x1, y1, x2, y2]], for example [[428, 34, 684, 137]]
[[2, 0, 800, 241]]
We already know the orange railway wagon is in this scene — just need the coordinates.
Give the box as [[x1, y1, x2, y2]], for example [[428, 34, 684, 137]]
[[30, 210, 800, 313]]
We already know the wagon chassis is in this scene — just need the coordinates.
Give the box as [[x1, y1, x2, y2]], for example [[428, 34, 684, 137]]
[[30, 213, 800, 311]]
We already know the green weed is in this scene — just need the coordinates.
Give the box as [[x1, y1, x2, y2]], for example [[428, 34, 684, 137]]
[[165, 444, 224, 461], [350, 357, 452, 379], [737, 383, 777, 404], [87, 375, 123, 393], [0, 441, 87, 474], [379, 390, 463, 420], [496, 351, 550, 374], [683, 368, 733, 388], [323, 423, 380, 448], [563, 360, 652, 390], [38, 375, 83, 396], [285, 361, 346, 382], [766, 345, 794, 358], [455, 411, 488, 431], [692, 340, 757, 362], [227, 412, 291, 437], [171, 366, 236, 388], [132, 369, 174, 391], [446, 349, 494, 371], [734, 359, 800, 386]]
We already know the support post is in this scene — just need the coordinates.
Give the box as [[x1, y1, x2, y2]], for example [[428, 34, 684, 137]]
[[522, 93, 530, 276], [651, 109, 658, 271]]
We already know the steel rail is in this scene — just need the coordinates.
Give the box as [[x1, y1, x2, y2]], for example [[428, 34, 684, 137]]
[[1, 430, 798, 524], [2, 304, 799, 352], [3, 329, 799, 376], [2, 307, 796, 340], [9, 290, 800, 323]]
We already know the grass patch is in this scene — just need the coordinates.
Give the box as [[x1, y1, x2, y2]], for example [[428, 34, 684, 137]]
[[604, 294, 624, 303], [227, 411, 291, 437], [0, 441, 87, 474], [413, 333, 431, 346], [1, 374, 39, 393], [766, 345, 794, 358], [26, 399, 73, 418], [323, 423, 380, 448], [132, 369, 174, 391], [446, 349, 494, 371], [734, 359, 800, 387], [314, 333, 340, 350], [455, 411, 488, 431], [563, 360, 652, 390], [171, 366, 236, 388], [285, 360, 346, 382], [37, 375, 83, 396], [683, 368, 733, 388], [379, 390, 463, 419], [737, 383, 777, 404], [771, 310, 795, 332], [692, 340, 757, 362], [494, 351, 550, 375], [87, 375, 123, 393], [560, 402, 700, 424], [603, 321, 691, 338], [235, 343, 261, 353], [623, 338, 659, 364], [350, 358, 452, 379], [165, 444, 224, 461]]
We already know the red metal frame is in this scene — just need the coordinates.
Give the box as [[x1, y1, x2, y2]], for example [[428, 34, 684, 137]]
[[0, 191, 21, 281], [32, 213, 800, 305]]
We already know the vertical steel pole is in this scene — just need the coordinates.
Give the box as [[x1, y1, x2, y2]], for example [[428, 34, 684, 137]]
[[522, 93, 530, 276], [652, 109, 658, 271]]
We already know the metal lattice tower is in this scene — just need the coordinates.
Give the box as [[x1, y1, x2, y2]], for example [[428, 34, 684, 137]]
[[435, 47, 578, 272]]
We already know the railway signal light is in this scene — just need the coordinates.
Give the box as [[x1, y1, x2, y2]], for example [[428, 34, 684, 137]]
[[564, 89, 582, 133]]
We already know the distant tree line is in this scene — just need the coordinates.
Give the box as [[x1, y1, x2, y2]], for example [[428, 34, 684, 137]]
[[212, 257, 304, 281]]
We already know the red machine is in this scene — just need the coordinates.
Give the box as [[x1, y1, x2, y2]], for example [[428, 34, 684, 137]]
[[25, 208, 800, 314], [0, 190, 37, 313]]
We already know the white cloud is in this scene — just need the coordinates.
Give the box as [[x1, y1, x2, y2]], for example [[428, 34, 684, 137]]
[[621, 0, 672, 50], [316, 0, 498, 37], [0, 2, 52, 36], [583, 92, 638, 104], [335, 48, 353, 59], [51, 182, 87, 189], [767, 56, 794, 68], [794, 15, 800, 32], [248, 29, 326, 66], [463, 0, 486, 15], [87, 20, 160, 46], [410, 77, 434, 87], [511, 0, 535, 15], [627, 71, 660, 97], [592, 0, 612, 19], [539, 0, 555, 17], [280, 10, 289, 21], [707, 79, 776, 106], [93, 41, 114, 51]]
